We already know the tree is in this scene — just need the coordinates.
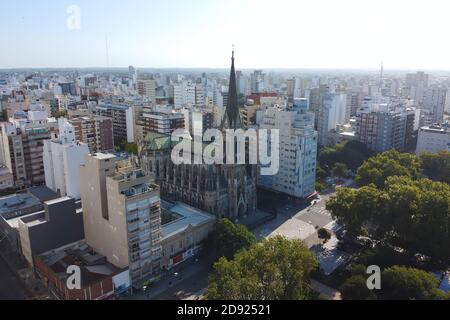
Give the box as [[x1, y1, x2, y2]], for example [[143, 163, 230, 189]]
[[326, 185, 388, 238], [380, 266, 440, 300], [356, 150, 421, 188], [332, 163, 348, 179], [125, 142, 138, 155], [207, 219, 256, 260], [318, 228, 332, 243], [207, 236, 318, 300], [315, 182, 326, 193], [340, 275, 377, 300], [420, 151, 450, 184], [327, 176, 450, 266], [318, 141, 372, 171], [52, 110, 68, 119]]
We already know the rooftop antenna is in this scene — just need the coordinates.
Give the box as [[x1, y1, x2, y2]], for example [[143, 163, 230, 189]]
[[105, 34, 110, 70]]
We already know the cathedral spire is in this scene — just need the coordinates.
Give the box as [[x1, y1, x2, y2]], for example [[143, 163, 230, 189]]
[[221, 48, 242, 130]]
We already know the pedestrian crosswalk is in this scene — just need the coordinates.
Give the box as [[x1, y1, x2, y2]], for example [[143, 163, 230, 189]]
[[314, 207, 332, 217]]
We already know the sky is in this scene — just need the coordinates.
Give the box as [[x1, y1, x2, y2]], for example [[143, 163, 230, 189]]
[[1, 0, 450, 70]]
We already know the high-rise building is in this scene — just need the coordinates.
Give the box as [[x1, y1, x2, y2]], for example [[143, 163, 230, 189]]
[[317, 92, 348, 146], [259, 98, 318, 198], [355, 102, 416, 153], [95, 102, 135, 145], [251, 70, 264, 93], [423, 85, 447, 124], [174, 81, 205, 108], [0, 104, 57, 188], [70, 115, 114, 153], [43, 118, 90, 200], [406, 71, 429, 106], [80, 154, 162, 288], [137, 79, 156, 101]]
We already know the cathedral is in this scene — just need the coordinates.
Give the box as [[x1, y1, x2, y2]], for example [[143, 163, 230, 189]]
[[139, 52, 258, 221]]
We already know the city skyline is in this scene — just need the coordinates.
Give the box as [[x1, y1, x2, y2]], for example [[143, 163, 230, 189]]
[[2, 0, 450, 70]]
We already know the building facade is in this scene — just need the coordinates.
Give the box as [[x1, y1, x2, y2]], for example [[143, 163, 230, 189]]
[[70, 115, 114, 153], [259, 98, 318, 198], [0, 104, 57, 188], [416, 123, 450, 155], [43, 118, 90, 200], [80, 154, 162, 288]]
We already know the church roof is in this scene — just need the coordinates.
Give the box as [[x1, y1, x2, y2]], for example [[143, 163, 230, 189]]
[[144, 132, 172, 150]]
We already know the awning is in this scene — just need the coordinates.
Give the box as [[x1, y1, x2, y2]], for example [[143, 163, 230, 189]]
[[306, 192, 319, 200]]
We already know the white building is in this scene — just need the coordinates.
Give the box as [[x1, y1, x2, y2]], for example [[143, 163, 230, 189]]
[[174, 81, 204, 108], [43, 118, 90, 200], [416, 123, 450, 155], [317, 92, 348, 146], [259, 98, 318, 198], [422, 85, 447, 124]]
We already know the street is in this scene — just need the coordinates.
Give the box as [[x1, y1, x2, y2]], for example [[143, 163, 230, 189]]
[[124, 253, 215, 301], [0, 254, 28, 300]]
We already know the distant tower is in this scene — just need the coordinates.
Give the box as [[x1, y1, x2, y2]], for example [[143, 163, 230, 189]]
[[379, 61, 384, 92]]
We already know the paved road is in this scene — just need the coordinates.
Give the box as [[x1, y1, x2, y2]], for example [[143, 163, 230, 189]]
[[0, 254, 28, 300], [126, 254, 214, 301]]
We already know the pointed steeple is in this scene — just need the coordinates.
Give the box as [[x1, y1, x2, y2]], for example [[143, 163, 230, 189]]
[[221, 49, 242, 130]]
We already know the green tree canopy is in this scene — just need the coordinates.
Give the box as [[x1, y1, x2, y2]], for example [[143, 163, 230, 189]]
[[207, 236, 318, 300], [333, 162, 348, 179], [340, 275, 377, 300], [420, 151, 450, 184], [380, 266, 440, 300], [52, 110, 68, 119], [125, 142, 138, 155], [207, 219, 256, 260], [356, 149, 422, 188], [318, 141, 373, 171], [327, 176, 450, 265], [318, 228, 332, 242]]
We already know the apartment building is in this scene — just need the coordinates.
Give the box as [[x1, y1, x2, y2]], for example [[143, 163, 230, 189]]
[[355, 102, 416, 153], [137, 106, 185, 137], [259, 98, 318, 199], [80, 154, 162, 288], [0, 104, 57, 188], [137, 79, 157, 100], [416, 123, 450, 155], [70, 115, 114, 153], [95, 102, 135, 145], [43, 118, 90, 200], [174, 81, 205, 108], [317, 92, 348, 146]]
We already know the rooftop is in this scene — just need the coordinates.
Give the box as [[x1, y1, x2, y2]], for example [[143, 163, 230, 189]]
[[161, 201, 216, 240], [37, 241, 125, 287], [92, 153, 116, 161], [0, 192, 43, 220]]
